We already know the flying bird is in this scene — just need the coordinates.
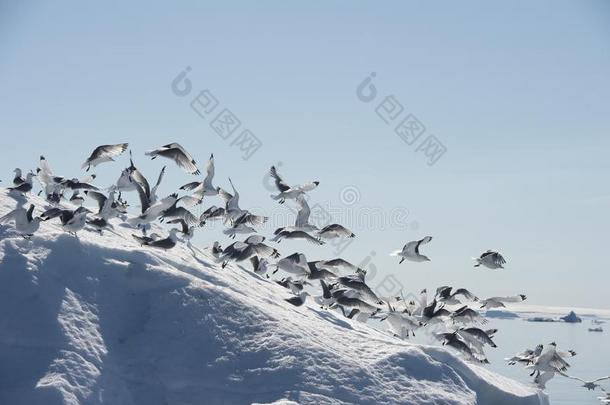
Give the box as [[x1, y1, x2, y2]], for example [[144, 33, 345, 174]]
[[82, 143, 128, 171], [474, 250, 506, 269], [317, 224, 355, 239], [269, 165, 319, 204], [179, 154, 218, 206], [479, 294, 527, 309], [391, 236, 433, 263], [145, 143, 200, 175]]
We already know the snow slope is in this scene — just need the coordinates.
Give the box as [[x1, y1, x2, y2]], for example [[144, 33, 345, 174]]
[[0, 191, 548, 405]]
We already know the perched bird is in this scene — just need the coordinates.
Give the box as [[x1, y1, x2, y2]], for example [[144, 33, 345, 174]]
[[132, 233, 161, 246], [317, 224, 355, 239], [391, 236, 433, 263], [285, 291, 310, 307], [145, 143, 200, 175], [143, 228, 181, 250], [8, 172, 36, 195], [250, 256, 271, 277], [314, 280, 336, 308], [61, 207, 90, 235], [12, 168, 24, 186], [269, 165, 319, 204], [474, 250, 506, 269], [0, 204, 42, 238], [166, 218, 196, 247], [82, 143, 128, 171]]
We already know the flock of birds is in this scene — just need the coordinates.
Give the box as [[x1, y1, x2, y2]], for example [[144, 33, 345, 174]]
[[0, 142, 608, 401]]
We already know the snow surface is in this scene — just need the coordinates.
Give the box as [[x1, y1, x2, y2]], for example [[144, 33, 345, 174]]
[[0, 191, 548, 405]]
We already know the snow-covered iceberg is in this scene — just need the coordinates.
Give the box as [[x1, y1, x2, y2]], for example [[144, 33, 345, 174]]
[[0, 191, 548, 405], [560, 311, 582, 323]]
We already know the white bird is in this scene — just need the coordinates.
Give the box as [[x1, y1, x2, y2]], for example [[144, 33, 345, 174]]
[[82, 143, 128, 171], [145, 143, 200, 175], [166, 218, 196, 247], [391, 236, 433, 263], [293, 194, 318, 232], [250, 256, 271, 277], [126, 178, 178, 227], [526, 342, 573, 378], [220, 235, 279, 268], [315, 258, 361, 274], [8, 172, 36, 195], [179, 153, 218, 206], [317, 224, 355, 239], [380, 302, 424, 339], [37, 156, 64, 200], [474, 250, 506, 269], [451, 305, 488, 325], [436, 286, 478, 305], [598, 392, 610, 404], [480, 294, 527, 309], [200, 205, 225, 226], [269, 165, 319, 204], [505, 344, 544, 366], [561, 374, 610, 391], [60, 207, 89, 235], [12, 168, 24, 186], [272, 228, 324, 245], [223, 211, 267, 239], [274, 253, 310, 278], [0, 204, 42, 238], [143, 228, 181, 250]]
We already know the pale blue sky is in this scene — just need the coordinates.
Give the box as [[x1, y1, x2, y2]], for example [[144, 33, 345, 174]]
[[1, 1, 609, 308]]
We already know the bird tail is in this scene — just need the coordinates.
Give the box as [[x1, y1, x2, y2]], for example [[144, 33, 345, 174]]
[[144, 149, 158, 157], [270, 194, 280, 200], [390, 250, 402, 257]]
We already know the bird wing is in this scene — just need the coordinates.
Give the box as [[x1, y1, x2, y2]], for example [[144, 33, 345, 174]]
[[453, 288, 478, 301], [203, 154, 215, 187], [0, 208, 20, 224], [84, 191, 108, 214], [129, 168, 151, 198], [294, 195, 311, 228], [157, 146, 200, 175], [295, 181, 318, 192], [85, 143, 128, 163], [166, 218, 189, 234], [270, 166, 290, 192], [415, 236, 433, 253]]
